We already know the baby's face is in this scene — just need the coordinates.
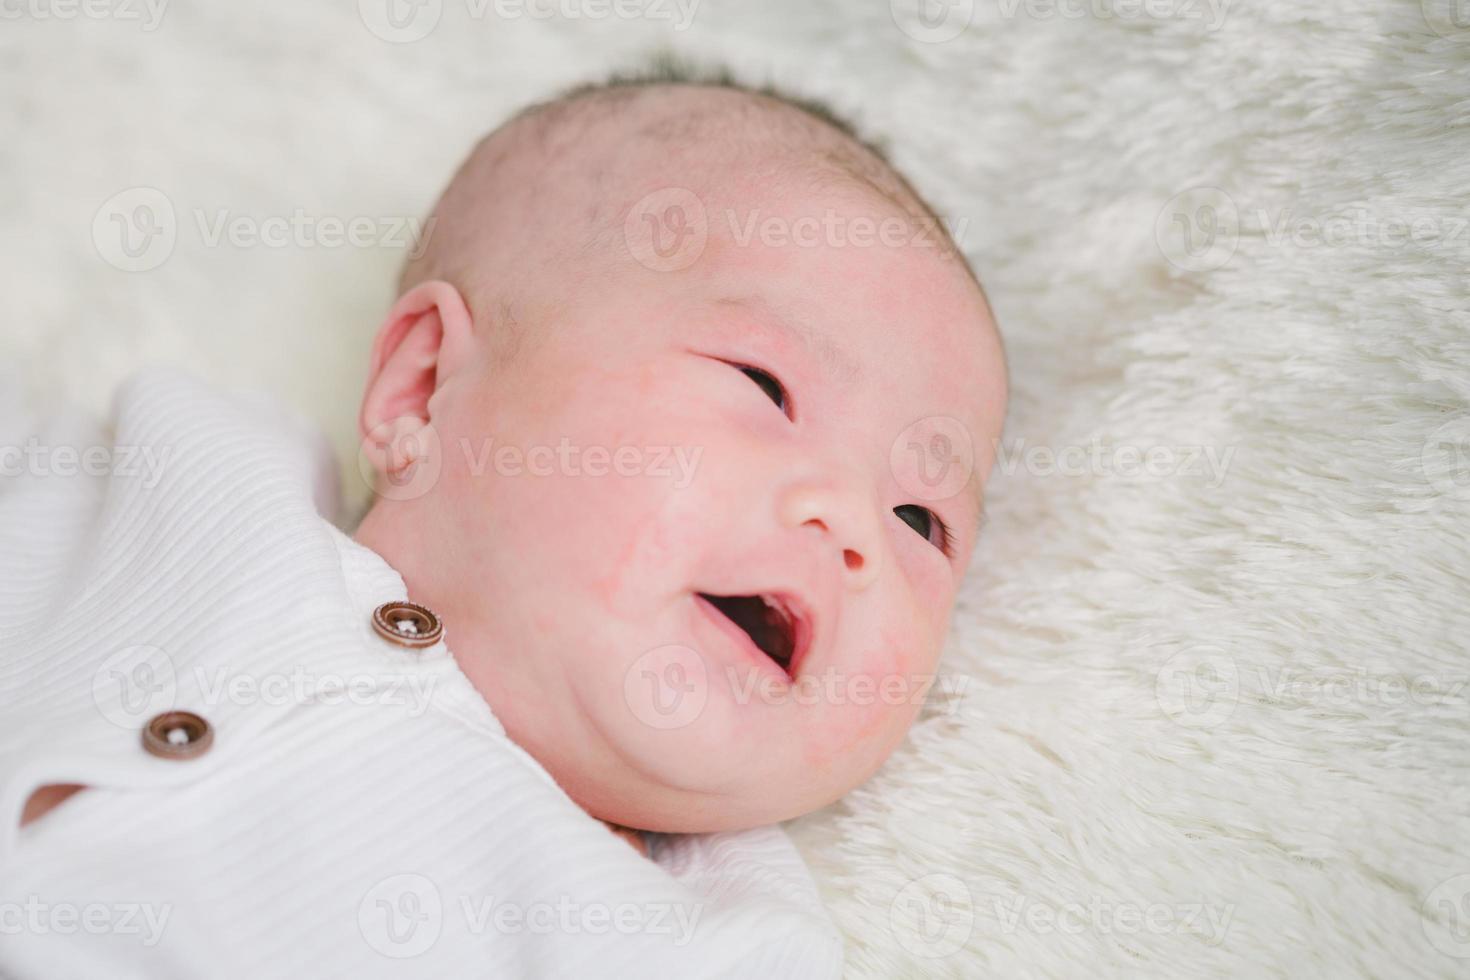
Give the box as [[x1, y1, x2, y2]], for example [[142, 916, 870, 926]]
[[367, 179, 1006, 832]]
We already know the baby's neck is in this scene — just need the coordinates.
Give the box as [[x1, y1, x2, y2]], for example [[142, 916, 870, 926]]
[[603, 820, 649, 857]]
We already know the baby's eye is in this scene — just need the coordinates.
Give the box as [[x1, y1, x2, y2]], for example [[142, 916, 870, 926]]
[[894, 504, 951, 555], [738, 365, 789, 416]]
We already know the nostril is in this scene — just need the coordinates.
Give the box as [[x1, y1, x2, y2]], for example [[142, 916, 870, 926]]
[[796, 513, 867, 574]]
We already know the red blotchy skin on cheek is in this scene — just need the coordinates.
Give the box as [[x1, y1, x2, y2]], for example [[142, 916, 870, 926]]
[[589, 472, 710, 619], [799, 626, 928, 772], [591, 508, 665, 613]]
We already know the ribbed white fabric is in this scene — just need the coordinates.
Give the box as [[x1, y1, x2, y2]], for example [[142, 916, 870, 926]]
[[0, 369, 843, 979]]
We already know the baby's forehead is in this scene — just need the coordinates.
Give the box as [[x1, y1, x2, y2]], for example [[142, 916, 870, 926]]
[[418, 84, 942, 273], [405, 82, 1002, 402]]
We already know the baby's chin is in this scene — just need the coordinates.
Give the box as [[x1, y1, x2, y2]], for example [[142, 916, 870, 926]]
[[508, 698, 767, 833], [588, 719, 814, 833], [544, 678, 913, 834], [538, 745, 777, 834], [572, 767, 834, 836]]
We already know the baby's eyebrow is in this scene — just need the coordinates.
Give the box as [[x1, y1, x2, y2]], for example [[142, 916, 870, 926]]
[[711, 294, 861, 384]]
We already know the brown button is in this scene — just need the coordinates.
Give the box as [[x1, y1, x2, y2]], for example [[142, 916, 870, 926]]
[[372, 601, 443, 648], [142, 711, 213, 761]]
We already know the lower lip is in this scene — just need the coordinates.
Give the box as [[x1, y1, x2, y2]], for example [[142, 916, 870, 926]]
[[692, 594, 794, 682]]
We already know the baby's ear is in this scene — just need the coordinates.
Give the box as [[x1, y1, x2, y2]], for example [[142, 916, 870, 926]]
[[358, 280, 475, 446]]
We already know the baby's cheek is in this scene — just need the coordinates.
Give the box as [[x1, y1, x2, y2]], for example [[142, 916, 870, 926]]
[[799, 627, 933, 772], [587, 487, 678, 613], [587, 462, 735, 619]]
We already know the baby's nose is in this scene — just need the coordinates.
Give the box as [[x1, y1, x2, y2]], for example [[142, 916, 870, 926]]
[[776, 476, 882, 591]]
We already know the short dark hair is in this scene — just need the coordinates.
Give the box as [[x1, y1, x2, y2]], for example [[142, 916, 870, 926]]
[[547, 51, 896, 165]]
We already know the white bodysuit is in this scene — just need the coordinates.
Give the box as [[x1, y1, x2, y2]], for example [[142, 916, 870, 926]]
[[0, 370, 843, 979]]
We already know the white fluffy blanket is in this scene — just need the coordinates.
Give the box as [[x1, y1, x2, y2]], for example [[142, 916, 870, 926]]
[[4, 1, 1468, 976]]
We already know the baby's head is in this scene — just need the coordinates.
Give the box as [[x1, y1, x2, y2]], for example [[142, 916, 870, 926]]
[[353, 67, 1007, 833]]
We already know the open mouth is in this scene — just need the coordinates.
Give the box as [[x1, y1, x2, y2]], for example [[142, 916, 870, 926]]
[[696, 592, 803, 675]]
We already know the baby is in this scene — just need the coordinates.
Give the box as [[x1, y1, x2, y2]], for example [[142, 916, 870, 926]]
[[1, 66, 1005, 977]]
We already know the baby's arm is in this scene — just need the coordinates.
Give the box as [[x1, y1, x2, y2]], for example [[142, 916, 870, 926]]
[[19, 783, 83, 827], [1, 377, 110, 832]]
